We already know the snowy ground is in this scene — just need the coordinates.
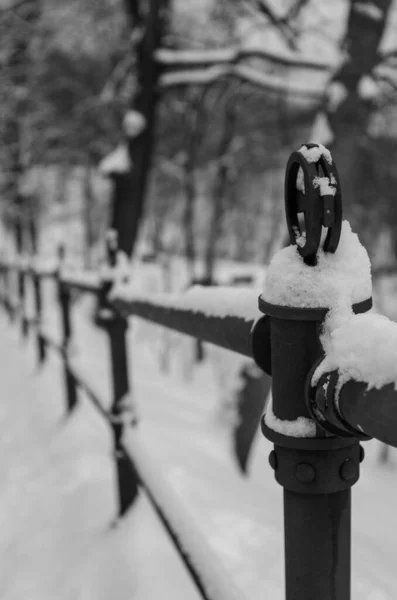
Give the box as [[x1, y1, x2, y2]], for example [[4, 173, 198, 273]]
[[1, 280, 397, 600]]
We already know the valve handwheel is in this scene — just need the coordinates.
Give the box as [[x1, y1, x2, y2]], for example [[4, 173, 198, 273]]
[[285, 143, 342, 265]]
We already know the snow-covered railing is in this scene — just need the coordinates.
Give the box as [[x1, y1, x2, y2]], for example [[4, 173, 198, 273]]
[[4, 144, 397, 599]]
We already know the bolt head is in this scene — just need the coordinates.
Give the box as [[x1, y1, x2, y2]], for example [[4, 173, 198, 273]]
[[359, 445, 365, 463], [295, 462, 316, 483], [269, 450, 277, 471], [340, 458, 358, 481]]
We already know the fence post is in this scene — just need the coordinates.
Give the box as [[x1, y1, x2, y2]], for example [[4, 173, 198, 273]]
[[98, 233, 138, 519], [29, 219, 45, 364], [1, 262, 12, 319], [33, 269, 45, 364], [57, 245, 78, 413], [14, 218, 28, 337], [252, 145, 370, 600]]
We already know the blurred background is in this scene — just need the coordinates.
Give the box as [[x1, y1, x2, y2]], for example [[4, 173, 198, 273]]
[[1, 1, 397, 599]]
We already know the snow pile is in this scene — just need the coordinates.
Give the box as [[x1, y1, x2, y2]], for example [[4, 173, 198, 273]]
[[263, 220, 371, 308], [298, 143, 332, 164], [111, 284, 261, 322], [264, 395, 316, 437], [296, 167, 305, 193], [313, 175, 336, 196], [98, 144, 131, 175], [313, 313, 397, 392], [123, 110, 146, 137]]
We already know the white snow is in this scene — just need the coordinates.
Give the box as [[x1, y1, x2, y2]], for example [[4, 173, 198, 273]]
[[264, 395, 316, 438], [111, 285, 261, 323], [358, 75, 379, 100], [296, 167, 305, 193], [123, 110, 146, 138], [353, 2, 383, 21], [298, 143, 332, 164], [326, 81, 348, 112], [313, 176, 336, 196], [263, 221, 372, 308], [313, 312, 397, 393], [263, 220, 372, 308], [98, 144, 131, 175], [123, 429, 243, 600]]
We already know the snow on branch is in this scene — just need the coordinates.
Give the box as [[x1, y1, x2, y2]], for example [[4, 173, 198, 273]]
[[98, 144, 131, 176], [160, 63, 325, 98], [155, 46, 330, 72]]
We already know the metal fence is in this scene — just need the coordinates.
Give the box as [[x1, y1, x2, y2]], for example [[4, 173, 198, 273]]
[[0, 144, 396, 600]]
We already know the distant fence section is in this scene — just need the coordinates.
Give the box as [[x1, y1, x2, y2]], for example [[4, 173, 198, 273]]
[[1, 144, 397, 600]]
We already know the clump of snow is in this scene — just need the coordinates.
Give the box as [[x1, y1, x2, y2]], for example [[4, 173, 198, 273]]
[[263, 220, 372, 308], [298, 143, 332, 165], [353, 2, 383, 21], [98, 144, 131, 175], [296, 167, 305, 193], [123, 110, 146, 137], [313, 313, 397, 394], [313, 176, 336, 196], [326, 81, 348, 112], [358, 75, 379, 100], [292, 226, 306, 248], [110, 285, 261, 322], [106, 228, 118, 249], [264, 395, 316, 437]]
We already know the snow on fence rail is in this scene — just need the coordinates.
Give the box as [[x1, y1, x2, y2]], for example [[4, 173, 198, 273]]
[[4, 144, 397, 599]]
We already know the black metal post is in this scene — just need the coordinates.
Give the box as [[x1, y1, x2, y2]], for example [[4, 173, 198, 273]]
[[15, 218, 27, 336], [97, 235, 138, 519], [29, 219, 46, 364], [259, 306, 362, 600], [33, 271, 45, 364], [284, 489, 351, 600], [1, 264, 11, 319], [252, 145, 371, 600], [57, 246, 78, 413]]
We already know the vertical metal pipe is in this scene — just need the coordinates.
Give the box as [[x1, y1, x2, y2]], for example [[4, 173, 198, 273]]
[[57, 247, 77, 413], [14, 216, 27, 335], [107, 316, 139, 517], [98, 235, 139, 518], [33, 273, 45, 364], [284, 490, 351, 600]]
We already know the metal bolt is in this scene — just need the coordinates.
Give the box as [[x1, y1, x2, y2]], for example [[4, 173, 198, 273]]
[[295, 462, 316, 483], [359, 445, 365, 463], [269, 450, 277, 471], [340, 458, 358, 481]]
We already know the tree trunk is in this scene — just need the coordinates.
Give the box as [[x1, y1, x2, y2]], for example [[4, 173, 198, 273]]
[[114, 0, 169, 257], [327, 0, 392, 222], [204, 102, 236, 284]]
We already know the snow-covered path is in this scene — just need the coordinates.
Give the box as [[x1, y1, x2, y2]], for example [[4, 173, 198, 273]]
[[0, 313, 202, 600], [1, 293, 397, 600]]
